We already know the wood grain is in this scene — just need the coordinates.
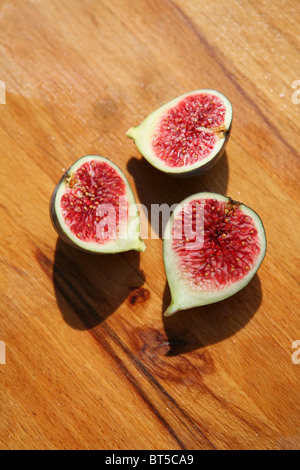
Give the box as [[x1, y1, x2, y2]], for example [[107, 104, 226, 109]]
[[0, 0, 299, 450]]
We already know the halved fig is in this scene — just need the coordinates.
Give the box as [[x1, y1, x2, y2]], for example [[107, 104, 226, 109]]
[[50, 155, 146, 253], [163, 193, 266, 316], [126, 89, 232, 177]]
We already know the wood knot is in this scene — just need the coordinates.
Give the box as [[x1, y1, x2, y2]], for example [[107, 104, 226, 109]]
[[129, 287, 150, 305]]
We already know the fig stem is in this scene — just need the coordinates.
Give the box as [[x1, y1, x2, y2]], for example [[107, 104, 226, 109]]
[[135, 238, 146, 252], [126, 127, 137, 139], [164, 301, 179, 317]]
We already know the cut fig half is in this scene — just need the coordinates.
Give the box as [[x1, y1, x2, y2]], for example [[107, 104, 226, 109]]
[[126, 89, 232, 177], [163, 193, 266, 316], [50, 155, 146, 253]]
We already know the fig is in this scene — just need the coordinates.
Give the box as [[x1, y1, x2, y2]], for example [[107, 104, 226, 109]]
[[50, 155, 146, 253], [163, 193, 266, 316], [126, 89, 232, 177]]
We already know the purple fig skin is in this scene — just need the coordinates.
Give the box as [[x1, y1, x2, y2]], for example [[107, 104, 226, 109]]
[[50, 175, 81, 250], [50, 165, 97, 253]]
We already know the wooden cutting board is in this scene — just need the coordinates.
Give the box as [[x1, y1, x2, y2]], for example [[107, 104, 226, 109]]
[[0, 0, 299, 450]]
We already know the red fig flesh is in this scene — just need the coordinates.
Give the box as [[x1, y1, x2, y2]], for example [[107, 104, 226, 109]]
[[50, 155, 145, 253], [163, 193, 266, 316], [127, 90, 232, 176]]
